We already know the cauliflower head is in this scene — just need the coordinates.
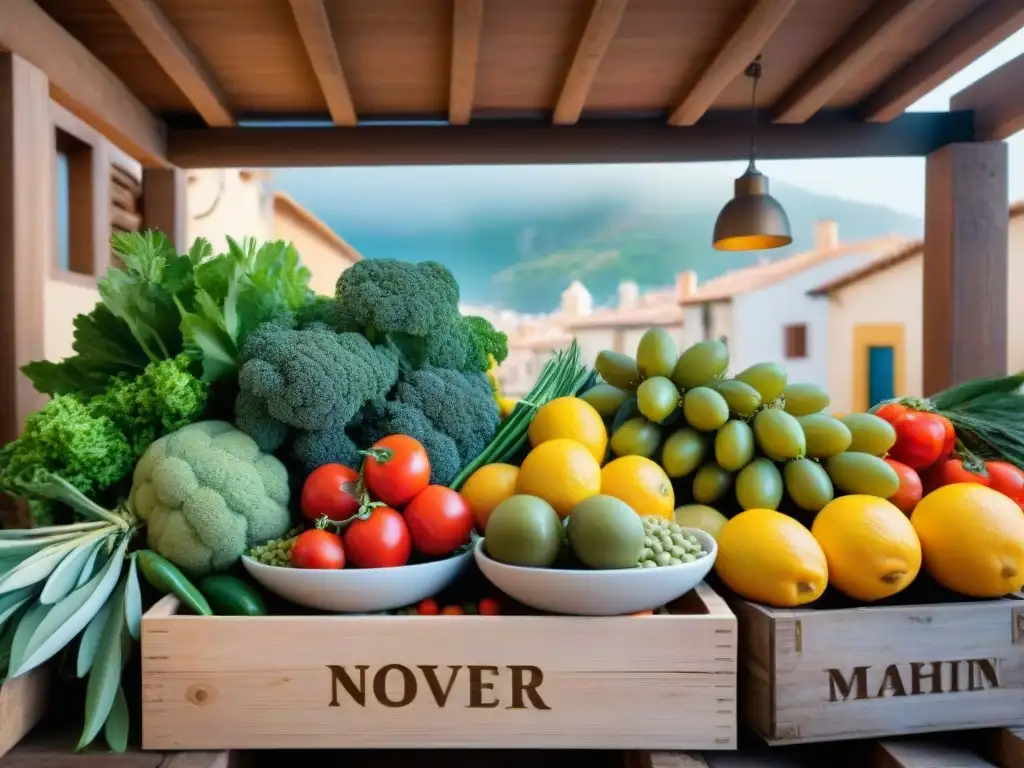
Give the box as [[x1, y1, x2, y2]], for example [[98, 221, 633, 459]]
[[130, 420, 292, 577]]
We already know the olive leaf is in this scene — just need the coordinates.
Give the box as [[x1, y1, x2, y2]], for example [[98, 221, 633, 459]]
[[0, 605, 26, 674], [5, 602, 52, 678], [76, 592, 114, 678], [78, 579, 127, 750], [8, 533, 130, 678], [0, 586, 38, 630], [103, 685, 130, 753], [40, 533, 112, 605], [124, 554, 142, 641], [76, 541, 108, 590], [0, 538, 82, 595], [0, 530, 96, 558], [0, 521, 110, 539]]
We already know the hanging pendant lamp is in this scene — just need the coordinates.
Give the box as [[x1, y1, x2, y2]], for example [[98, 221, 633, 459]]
[[712, 57, 792, 252]]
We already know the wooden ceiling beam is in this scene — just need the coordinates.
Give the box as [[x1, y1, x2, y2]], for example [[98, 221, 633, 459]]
[[449, 0, 484, 125], [860, 0, 1024, 123], [287, 0, 357, 126], [950, 51, 1024, 141], [668, 0, 796, 127], [553, 0, 629, 125], [0, 0, 167, 167], [107, 0, 234, 127], [772, 0, 938, 124], [166, 111, 972, 168]]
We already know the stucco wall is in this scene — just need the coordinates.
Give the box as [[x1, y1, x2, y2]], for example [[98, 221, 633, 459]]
[[44, 277, 100, 361], [273, 210, 359, 297], [187, 170, 271, 249], [1008, 214, 1024, 374]]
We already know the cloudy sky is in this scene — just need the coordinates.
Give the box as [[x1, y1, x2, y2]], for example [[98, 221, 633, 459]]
[[275, 29, 1023, 224]]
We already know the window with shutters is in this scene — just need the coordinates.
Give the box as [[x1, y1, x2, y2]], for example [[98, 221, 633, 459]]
[[111, 164, 142, 236], [783, 324, 808, 359], [54, 129, 97, 276]]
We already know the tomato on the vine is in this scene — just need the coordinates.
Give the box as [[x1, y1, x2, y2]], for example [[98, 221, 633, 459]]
[[985, 461, 1024, 505], [291, 529, 345, 570], [343, 506, 412, 568], [403, 485, 474, 556], [301, 464, 361, 522], [887, 411, 950, 470], [883, 458, 922, 515], [362, 435, 431, 508], [874, 402, 909, 424], [930, 458, 990, 489], [938, 415, 956, 459]]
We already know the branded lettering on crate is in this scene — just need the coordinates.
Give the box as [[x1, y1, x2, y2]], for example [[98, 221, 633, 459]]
[[826, 658, 1001, 702], [327, 664, 552, 710]]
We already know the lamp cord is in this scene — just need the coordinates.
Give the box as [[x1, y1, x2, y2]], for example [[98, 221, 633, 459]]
[[746, 57, 762, 171]]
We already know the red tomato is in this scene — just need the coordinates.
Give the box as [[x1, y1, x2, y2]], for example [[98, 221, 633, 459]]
[[478, 597, 502, 616], [887, 411, 949, 470], [300, 464, 361, 522], [931, 458, 991, 488], [403, 486, 475, 556], [291, 529, 345, 570], [985, 461, 1024, 505], [875, 402, 909, 424], [362, 435, 431, 508], [343, 506, 411, 569], [884, 458, 923, 515], [417, 598, 439, 616], [937, 415, 956, 460]]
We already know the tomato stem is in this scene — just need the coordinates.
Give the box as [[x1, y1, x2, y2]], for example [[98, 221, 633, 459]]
[[359, 447, 394, 465]]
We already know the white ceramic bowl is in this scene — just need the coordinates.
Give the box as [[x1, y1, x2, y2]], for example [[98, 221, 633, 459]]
[[241, 550, 472, 613], [473, 528, 718, 616]]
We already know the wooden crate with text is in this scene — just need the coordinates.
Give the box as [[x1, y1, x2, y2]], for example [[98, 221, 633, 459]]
[[141, 583, 736, 751], [734, 596, 1024, 745]]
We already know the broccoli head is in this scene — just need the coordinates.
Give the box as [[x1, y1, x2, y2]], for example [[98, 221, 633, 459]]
[[130, 420, 292, 576], [424, 315, 509, 373], [359, 400, 463, 485], [291, 422, 364, 474], [389, 367, 499, 471], [334, 259, 461, 339], [234, 321, 399, 452]]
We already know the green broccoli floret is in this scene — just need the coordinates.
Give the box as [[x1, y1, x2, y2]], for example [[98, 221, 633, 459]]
[[424, 315, 509, 373], [291, 424, 364, 473], [389, 367, 499, 470], [360, 400, 463, 485], [334, 259, 461, 340], [91, 353, 208, 457], [0, 396, 134, 524], [130, 421, 292, 576], [234, 321, 400, 453]]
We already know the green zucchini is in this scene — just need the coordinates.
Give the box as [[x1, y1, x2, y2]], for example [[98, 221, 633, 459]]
[[198, 575, 268, 617]]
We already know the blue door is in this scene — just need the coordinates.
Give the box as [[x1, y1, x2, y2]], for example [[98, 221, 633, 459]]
[[867, 346, 895, 408]]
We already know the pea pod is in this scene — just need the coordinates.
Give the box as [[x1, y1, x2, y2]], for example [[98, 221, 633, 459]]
[[136, 550, 212, 616]]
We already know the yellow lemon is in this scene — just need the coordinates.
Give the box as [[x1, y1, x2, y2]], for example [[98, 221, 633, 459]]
[[674, 504, 729, 540], [811, 495, 921, 602], [460, 463, 520, 531], [716, 509, 828, 607], [528, 397, 608, 464], [516, 439, 601, 519], [912, 483, 1024, 597], [600, 455, 675, 520]]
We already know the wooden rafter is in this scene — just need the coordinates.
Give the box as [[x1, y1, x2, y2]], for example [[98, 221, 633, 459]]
[[668, 0, 796, 127], [0, 0, 166, 167], [553, 0, 629, 126], [287, 0, 357, 126], [449, 0, 484, 125], [950, 51, 1024, 141], [860, 0, 1024, 123], [107, 0, 234, 127], [772, 0, 938, 124]]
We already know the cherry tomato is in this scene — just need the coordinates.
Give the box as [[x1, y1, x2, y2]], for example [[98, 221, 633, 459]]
[[884, 458, 923, 515], [300, 464, 361, 522], [874, 402, 909, 424], [403, 486, 474, 556], [930, 458, 990, 489], [440, 605, 465, 616], [417, 598, 439, 616], [291, 529, 345, 570], [985, 461, 1024, 505], [478, 597, 502, 616], [362, 435, 431, 508], [888, 411, 949, 470], [938, 415, 956, 459], [343, 506, 411, 568]]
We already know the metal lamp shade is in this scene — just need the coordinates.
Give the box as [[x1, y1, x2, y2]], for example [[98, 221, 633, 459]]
[[712, 168, 792, 252]]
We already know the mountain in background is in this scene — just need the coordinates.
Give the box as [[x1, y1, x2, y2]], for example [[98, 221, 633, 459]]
[[271, 171, 923, 313]]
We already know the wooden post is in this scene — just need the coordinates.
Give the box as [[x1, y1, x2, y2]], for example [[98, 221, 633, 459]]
[[0, 53, 51, 446], [922, 141, 1009, 395], [142, 167, 186, 249]]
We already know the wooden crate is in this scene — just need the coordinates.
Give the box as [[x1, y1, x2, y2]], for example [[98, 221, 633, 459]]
[[734, 596, 1024, 745], [140, 583, 737, 751], [0, 667, 50, 759]]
